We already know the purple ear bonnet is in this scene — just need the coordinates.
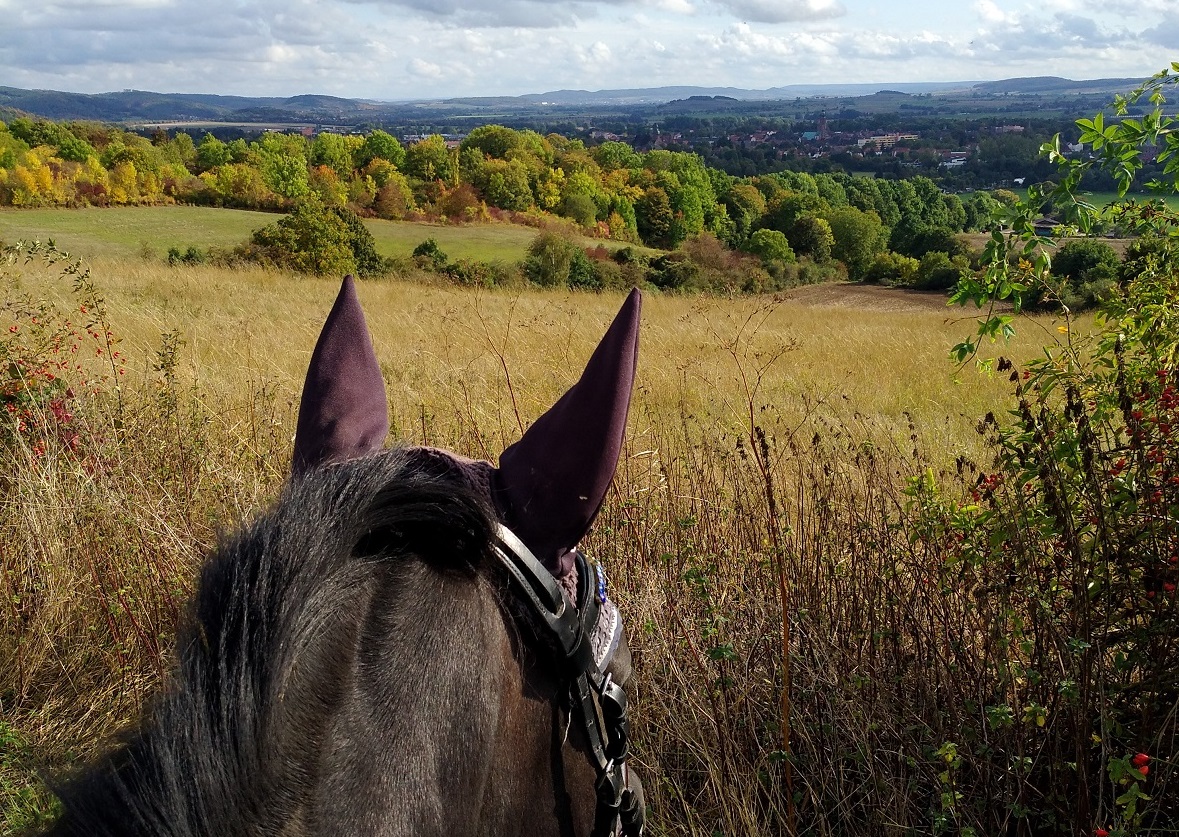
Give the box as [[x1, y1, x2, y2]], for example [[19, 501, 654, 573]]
[[494, 288, 641, 575], [292, 276, 389, 475], [293, 280, 641, 580]]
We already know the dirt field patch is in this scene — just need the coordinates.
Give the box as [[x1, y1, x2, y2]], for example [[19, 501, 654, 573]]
[[783, 282, 961, 314]]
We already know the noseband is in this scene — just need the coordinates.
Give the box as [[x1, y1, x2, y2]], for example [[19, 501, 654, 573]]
[[493, 525, 645, 837]]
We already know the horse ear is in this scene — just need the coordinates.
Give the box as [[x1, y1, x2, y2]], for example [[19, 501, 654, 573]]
[[292, 276, 389, 476], [493, 288, 641, 574]]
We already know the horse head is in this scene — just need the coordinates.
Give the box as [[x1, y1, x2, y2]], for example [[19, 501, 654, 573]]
[[40, 278, 644, 837], [287, 276, 646, 836]]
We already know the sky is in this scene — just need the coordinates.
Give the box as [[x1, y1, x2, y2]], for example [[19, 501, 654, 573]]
[[1, 0, 1176, 101]]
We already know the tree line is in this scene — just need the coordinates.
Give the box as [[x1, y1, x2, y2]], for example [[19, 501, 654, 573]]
[[0, 117, 1023, 292]]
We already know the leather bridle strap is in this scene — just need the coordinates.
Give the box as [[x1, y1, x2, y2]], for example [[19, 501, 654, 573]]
[[492, 524, 645, 837]]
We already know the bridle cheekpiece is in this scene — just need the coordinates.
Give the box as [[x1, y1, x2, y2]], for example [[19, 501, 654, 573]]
[[492, 524, 645, 837]]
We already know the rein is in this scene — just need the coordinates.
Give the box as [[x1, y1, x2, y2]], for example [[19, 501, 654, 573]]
[[493, 525, 645, 837]]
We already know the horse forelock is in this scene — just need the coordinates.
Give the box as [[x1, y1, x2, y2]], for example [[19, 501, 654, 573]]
[[47, 449, 504, 836]]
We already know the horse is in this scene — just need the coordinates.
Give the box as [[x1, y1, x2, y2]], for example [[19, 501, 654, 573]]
[[34, 278, 646, 837]]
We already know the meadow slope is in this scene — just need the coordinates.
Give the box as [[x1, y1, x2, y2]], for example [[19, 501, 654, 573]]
[[2, 242, 1081, 836]]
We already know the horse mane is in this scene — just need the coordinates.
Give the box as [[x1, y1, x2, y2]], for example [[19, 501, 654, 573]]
[[44, 449, 496, 837]]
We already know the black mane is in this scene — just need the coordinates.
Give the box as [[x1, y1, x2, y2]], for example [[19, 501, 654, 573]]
[[44, 450, 495, 836]]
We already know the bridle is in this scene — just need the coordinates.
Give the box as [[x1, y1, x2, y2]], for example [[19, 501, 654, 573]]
[[493, 525, 646, 837]]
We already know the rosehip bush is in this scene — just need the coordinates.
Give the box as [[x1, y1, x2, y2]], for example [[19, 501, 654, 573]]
[[1, 240, 124, 459], [929, 65, 1179, 834]]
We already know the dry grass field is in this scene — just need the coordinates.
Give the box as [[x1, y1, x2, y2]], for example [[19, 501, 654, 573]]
[[2, 246, 1076, 835]]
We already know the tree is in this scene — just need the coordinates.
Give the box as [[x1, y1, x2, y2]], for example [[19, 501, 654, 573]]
[[310, 133, 358, 180], [722, 183, 767, 243], [763, 191, 827, 236], [478, 158, 533, 212], [162, 132, 197, 169], [404, 135, 456, 184], [964, 192, 1001, 231], [562, 193, 598, 227], [592, 141, 641, 171], [744, 228, 795, 264], [636, 187, 674, 249], [259, 149, 310, 201], [824, 206, 889, 280], [894, 226, 968, 260], [814, 173, 848, 208], [195, 134, 232, 173], [355, 130, 405, 169], [786, 215, 834, 263], [372, 171, 416, 220], [460, 125, 521, 160]]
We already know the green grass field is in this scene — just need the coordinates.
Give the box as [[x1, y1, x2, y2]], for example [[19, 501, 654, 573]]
[[0, 206, 274, 259], [0, 206, 617, 264], [1077, 190, 1179, 211]]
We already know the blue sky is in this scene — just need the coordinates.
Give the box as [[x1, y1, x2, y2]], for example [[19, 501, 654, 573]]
[[1, 0, 1175, 100]]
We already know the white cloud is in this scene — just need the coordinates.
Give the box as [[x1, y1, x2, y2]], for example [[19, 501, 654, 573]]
[[576, 39, 612, 67], [0, 0, 1172, 99], [710, 0, 844, 23], [973, 0, 1016, 26], [407, 57, 445, 78], [650, 0, 695, 13]]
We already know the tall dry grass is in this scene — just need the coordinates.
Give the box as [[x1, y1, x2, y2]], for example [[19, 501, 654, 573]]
[[2, 252, 1060, 834]]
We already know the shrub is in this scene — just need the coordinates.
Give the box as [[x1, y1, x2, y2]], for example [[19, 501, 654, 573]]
[[567, 248, 598, 289], [947, 66, 1179, 833], [864, 251, 920, 286], [796, 257, 846, 285], [1040, 238, 1122, 311], [521, 231, 580, 287], [249, 198, 387, 277], [411, 238, 448, 271], [441, 258, 499, 287], [646, 251, 702, 292], [166, 246, 206, 266], [2, 241, 123, 456], [913, 250, 969, 291]]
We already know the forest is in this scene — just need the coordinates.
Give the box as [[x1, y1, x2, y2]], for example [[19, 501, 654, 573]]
[[0, 116, 1022, 291]]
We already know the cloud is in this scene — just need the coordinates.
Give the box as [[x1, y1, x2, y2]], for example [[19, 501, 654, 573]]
[[0, 0, 1173, 100], [408, 57, 445, 79], [650, 0, 695, 12], [709, 0, 844, 23], [973, 0, 1017, 26], [351, 0, 624, 28], [576, 40, 612, 68], [1141, 17, 1179, 48]]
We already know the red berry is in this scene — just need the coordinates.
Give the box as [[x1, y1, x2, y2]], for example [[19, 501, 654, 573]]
[[1096, 829, 1110, 837], [1131, 753, 1150, 768], [1139, 765, 1149, 777]]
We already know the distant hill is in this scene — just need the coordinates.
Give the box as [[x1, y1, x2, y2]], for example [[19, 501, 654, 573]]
[[970, 76, 1144, 95], [0, 87, 375, 123], [0, 76, 1149, 127], [445, 81, 972, 107]]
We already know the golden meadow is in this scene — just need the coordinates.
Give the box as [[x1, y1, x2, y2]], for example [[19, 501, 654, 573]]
[[1, 236, 1063, 834]]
